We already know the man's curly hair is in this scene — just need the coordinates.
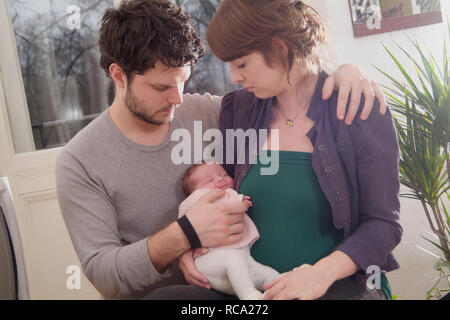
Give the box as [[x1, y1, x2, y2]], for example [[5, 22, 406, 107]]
[[99, 0, 205, 81]]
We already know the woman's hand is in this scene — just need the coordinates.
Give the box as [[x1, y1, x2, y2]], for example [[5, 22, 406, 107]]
[[262, 264, 334, 300], [323, 64, 387, 125], [263, 251, 359, 300], [178, 248, 211, 289]]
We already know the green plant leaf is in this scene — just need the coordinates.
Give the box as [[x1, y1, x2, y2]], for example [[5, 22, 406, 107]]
[[378, 32, 450, 291], [435, 259, 450, 269], [422, 236, 450, 258]]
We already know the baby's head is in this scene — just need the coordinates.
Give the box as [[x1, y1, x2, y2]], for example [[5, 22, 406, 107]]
[[182, 162, 235, 197]]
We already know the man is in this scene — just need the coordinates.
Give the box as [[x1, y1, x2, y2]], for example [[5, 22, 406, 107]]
[[56, 0, 386, 300]]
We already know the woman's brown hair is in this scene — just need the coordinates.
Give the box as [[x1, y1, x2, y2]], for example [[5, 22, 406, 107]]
[[206, 0, 327, 74]]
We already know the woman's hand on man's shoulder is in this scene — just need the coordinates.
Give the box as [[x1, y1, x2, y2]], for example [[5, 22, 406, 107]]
[[322, 64, 387, 125]]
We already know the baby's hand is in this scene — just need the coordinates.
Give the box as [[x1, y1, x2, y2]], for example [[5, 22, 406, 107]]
[[243, 195, 253, 207]]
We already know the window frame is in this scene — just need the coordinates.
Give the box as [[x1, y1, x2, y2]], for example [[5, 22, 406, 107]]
[[0, 0, 35, 154]]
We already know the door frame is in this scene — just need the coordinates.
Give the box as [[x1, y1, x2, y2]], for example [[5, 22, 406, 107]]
[[0, 0, 106, 299]]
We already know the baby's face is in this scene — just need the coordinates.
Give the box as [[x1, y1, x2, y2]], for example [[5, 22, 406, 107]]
[[191, 164, 235, 191]]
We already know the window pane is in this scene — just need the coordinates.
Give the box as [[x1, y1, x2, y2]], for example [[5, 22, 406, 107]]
[[7, 0, 114, 150], [7, 0, 236, 150], [173, 0, 239, 96]]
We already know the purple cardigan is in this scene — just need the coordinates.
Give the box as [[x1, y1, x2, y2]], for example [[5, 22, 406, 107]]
[[219, 72, 402, 276]]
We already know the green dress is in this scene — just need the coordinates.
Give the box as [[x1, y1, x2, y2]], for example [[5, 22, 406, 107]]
[[238, 151, 392, 300]]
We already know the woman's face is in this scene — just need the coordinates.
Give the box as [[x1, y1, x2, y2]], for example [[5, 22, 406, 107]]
[[229, 51, 287, 99]]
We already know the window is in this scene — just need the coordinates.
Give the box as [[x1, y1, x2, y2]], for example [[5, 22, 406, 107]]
[[174, 0, 239, 96], [6, 0, 114, 150], [3, 0, 237, 152]]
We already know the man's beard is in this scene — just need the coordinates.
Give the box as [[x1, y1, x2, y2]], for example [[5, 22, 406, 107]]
[[125, 87, 175, 126]]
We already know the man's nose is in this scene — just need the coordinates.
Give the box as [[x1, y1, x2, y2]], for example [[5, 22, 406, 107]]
[[229, 65, 244, 84], [167, 85, 183, 105]]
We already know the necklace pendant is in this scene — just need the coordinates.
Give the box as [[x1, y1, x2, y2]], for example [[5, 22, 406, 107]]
[[286, 119, 294, 127]]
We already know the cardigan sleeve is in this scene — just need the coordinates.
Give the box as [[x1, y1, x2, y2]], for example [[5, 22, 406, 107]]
[[335, 101, 403, 273]]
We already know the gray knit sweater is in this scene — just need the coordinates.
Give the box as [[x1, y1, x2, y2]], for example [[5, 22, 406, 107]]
[[56, 93, 221, 299]]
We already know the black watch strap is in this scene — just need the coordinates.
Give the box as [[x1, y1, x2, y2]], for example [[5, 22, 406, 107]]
[[177, 215, 202, 249]]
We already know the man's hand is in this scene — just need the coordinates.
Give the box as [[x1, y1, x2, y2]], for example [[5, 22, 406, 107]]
[[322, 64, 387, 125], [178, 248, 211, 289], [147, 191, 248, 274], [186, 189, 249, 248]]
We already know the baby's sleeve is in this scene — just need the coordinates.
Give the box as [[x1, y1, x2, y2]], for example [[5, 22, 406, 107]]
[[178, 189, 213, 217], [221, 188, 243, 203]]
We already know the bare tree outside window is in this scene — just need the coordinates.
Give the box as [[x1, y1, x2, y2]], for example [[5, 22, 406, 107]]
[[174, 0, 239, 95], [8, 0, 113, 150], [7, 0, 236, 151]]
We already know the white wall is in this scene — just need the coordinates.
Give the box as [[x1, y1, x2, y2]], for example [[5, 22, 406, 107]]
[[310, 0, 450, 299]]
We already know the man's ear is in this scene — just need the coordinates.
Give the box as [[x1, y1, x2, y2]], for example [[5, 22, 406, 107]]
[[271, 37, 289, 58], [109, 63, 127, 90]]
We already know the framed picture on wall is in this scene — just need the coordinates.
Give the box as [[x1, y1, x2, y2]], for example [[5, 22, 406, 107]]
[[349, 0, 443, 37]]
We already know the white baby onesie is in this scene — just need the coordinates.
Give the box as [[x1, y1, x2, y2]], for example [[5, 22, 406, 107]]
[[178, 188, 280, 299]]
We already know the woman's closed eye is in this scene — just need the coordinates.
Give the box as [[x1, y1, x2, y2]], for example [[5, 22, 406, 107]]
[[237, 63, 246, 69]]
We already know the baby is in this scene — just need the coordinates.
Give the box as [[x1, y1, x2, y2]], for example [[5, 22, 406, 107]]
[[179, 161, 280, 300]]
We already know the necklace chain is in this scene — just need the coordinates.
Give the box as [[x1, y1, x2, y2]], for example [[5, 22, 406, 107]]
[[277, 97, 312, 128], [275, 73, 318, 128], [277, 106, 305, 128]]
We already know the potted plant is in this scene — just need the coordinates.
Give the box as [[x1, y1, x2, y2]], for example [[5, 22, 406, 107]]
[[376, 21, 449, 299]]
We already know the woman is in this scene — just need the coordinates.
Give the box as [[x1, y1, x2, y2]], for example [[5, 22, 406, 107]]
[[179, 0, 401, 300]]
